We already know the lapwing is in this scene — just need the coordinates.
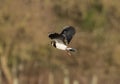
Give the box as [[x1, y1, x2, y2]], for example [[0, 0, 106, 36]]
[[48, 26, 76, 56]]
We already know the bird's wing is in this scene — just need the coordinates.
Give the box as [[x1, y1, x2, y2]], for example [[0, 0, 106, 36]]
[[60, 26, 76, 44], [49, 33, 65, 40], [49, 33, 60, 39], [48, 33, 66, 44]]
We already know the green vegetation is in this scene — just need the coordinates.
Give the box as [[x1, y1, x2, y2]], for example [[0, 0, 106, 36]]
[[52, 0, 107, 32]]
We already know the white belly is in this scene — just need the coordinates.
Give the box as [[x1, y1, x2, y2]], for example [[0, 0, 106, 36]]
[[56, 43, 67, 50]]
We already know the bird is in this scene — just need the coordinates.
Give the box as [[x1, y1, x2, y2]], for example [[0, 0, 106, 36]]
[[48, 26, 76, 55]]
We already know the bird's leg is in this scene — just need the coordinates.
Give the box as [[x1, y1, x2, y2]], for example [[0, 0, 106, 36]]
[[66, 50, 71, 56]]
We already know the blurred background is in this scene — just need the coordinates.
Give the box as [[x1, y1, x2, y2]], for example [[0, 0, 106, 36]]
[[0, 0, 120, 84]]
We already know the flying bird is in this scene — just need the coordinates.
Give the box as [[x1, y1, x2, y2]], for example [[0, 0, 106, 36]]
[[48, 26, 76, 55]]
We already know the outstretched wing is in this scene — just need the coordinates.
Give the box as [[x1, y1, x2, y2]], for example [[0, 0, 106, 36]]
[[60, 26, 76, 44], [48, 33, 65, 41], [49, 33, 60, 39]]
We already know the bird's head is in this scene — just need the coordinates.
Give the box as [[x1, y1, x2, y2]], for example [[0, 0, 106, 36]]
[[51, 41, 56, 47]]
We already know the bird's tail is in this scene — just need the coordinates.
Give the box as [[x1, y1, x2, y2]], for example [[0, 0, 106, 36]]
[[66, 47, 76, 52]]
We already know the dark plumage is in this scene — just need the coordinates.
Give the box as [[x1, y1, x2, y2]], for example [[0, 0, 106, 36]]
[[49, 26, 75, 44], [60, 26, 75, 44], [48, 26, 76, 52]]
